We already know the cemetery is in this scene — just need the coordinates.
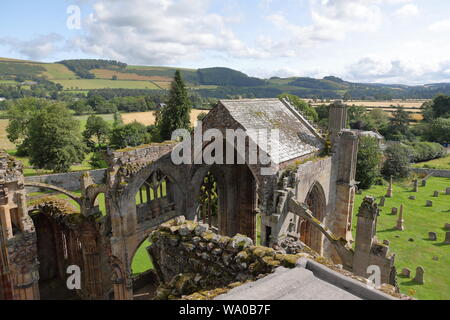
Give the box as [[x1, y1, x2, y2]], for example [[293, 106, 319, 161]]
[[353, 176, 450, 300]]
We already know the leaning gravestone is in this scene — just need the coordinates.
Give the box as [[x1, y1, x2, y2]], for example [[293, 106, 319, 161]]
[[428, 232, 437, 241], [383, 240, 390, 246], [445, 223, 450, 230], [421, 180, 427, 187], [433, 191, 440, 197], [379, 196, 386, 207], [426, 200, 433, 207], [413, 179, 419, 192], [445, 232, 450, 244], [401, 268, 411, 278], [413, 267, 425, 285], [446, 187, 450, 195], [392, 207, 398, 215]]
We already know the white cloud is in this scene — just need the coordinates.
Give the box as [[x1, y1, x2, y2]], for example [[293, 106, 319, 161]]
[[346, 56, 450, 84], [73, 0, 262, 65], [0, 33, 65, 60], [428, 19, 450, 32], [394, 4, 419, 18]]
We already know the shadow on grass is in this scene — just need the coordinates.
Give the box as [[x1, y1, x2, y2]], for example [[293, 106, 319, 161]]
[[378, 227, 399, 233], [399, 280, 422, 287], [433, 242, 450, 247]]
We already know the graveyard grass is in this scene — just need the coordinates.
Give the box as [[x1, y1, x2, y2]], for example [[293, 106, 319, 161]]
[[353, 177, 450, 300]]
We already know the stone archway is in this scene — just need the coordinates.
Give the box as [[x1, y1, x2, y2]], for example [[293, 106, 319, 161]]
[[192, 164, 257, 241], [298, 182, 326, 254]]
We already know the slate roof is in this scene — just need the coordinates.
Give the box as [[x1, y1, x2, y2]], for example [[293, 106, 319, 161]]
[[219, 98, 324, 164]]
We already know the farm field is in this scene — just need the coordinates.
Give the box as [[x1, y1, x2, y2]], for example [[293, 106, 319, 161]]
[[352, 177, 450, 300], [309, 99, 428, 108], [42, 63, 77, 80], [0, 119, 15, 150], [55, 79, 160, 90], [413, 154, 450, 170], [121, 109, 208, 126], [91, 68, 171, 82]]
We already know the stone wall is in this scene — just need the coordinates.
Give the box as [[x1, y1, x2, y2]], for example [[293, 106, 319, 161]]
[[148, 217, 306, 300], [411, 168, 450, 178], [25, 169, 107, 192]]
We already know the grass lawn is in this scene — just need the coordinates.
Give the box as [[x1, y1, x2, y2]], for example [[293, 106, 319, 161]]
[[131, 240, 154, 276], [413, 154, 450, 170], [74, 113, 115, 131], [353, 177, 450, 300], [8, 150, 94, 176]]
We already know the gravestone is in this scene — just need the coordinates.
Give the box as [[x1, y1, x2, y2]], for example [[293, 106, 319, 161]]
[[426, 200, 433, 207], [413, 179, 419, 192], [421, 180, 427, 187], [386, 176, 393, 198], [445, 232, 450, 244], [379, 196, 386, 207], [383, 240, 390, 246], [446, 187, 450, 195], [433, 191, 440, 197], [413, 267, 425, 285], [401, 268, 411, 278], [445, 223, 450, 230], [391, 207, 398, 215], [409, 196, 416, 200], [396, 205, 405, 231], [428, 232, 437, 241]]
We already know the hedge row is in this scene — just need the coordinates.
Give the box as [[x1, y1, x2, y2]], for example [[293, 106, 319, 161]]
[[406, 142, 446, 163]]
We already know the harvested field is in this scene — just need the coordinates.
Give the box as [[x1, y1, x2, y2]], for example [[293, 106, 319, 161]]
[[121, 109, 208, 126], [91, 69, 172, 82], [0, 119, 15, 150]]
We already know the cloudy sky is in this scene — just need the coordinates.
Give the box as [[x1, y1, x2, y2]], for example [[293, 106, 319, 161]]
[[1, 0, 450, 84]]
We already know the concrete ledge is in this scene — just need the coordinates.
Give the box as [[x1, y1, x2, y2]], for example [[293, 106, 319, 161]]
[[296, 258, 397, 300]]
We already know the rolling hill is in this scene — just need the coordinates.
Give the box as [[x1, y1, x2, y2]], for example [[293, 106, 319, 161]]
[[1, 57, 450, 99]]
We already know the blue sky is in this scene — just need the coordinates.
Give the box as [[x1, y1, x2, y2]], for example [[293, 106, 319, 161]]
[[1, 0, 450, 84]]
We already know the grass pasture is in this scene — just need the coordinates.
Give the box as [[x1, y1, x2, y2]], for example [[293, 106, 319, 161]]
[[413, 154, 450, 170], [42, 63, 77, 80], [91, 68, 170, 82], [121, 109, 208, 126], [353, 177, 450, 300], [55, 79, 160, 90]]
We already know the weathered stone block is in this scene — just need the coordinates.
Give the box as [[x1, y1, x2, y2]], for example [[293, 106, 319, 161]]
[[401, 268, 411, 278], [413, 267, 425, 285], [428, 232, 437, 241]]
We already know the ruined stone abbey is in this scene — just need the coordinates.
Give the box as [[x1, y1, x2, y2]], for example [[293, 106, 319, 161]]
[[0, 98, 397, 300]]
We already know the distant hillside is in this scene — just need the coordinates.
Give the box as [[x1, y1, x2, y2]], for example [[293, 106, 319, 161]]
[[1, 57, 450, 99]]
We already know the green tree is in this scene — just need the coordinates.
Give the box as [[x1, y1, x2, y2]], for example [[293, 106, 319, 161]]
[[430, 95, 450, 119], [422, 118, 450, 144], [83, 115, 111, 151], [384, 106, 411, 141], [278, 93, 318, 122], [110, 121, 150, 149], [356, 136, 382, 189], [27, 103, 85, 172], [382, 144, 411, 179], [158, 70, 192, 140], [6, 97, 47, 155]]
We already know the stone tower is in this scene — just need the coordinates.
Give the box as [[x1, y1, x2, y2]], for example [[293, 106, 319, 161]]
[[0, 151, 39, 300], [328, 100, 348, 135]]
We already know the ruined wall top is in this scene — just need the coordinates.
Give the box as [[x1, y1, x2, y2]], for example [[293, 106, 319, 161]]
[[0, 150, 24, 184]]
